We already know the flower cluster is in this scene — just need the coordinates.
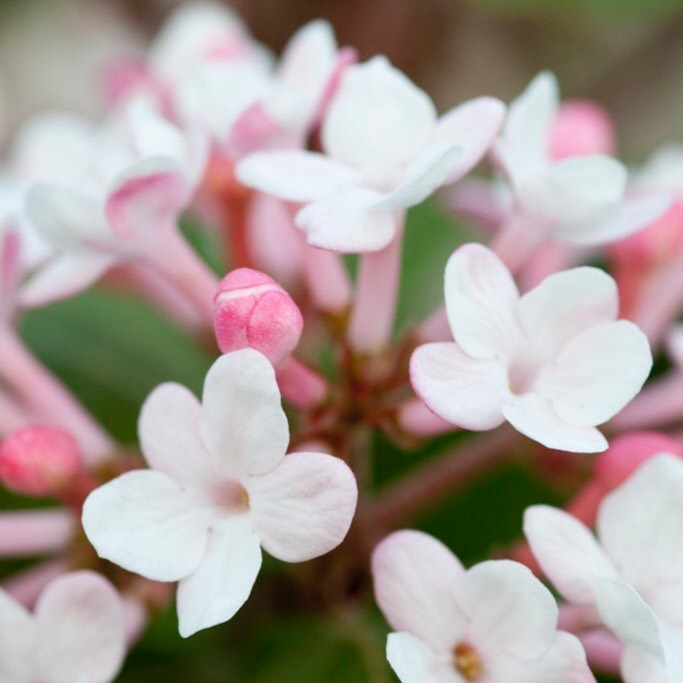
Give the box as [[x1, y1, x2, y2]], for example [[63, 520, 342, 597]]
[[0, 3, 682, 682]]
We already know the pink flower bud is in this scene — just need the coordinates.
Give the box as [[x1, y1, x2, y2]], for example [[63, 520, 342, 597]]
[[595, 431, 683, 492], [549, 100, 616, 160], [0, 426, 82, 497], [214, 268, 303, 366]]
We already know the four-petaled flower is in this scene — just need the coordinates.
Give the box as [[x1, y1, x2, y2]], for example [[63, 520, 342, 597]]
[[410, 243, 652, 452], [237, 56, 505, 253], [525, 454, 683, 682], [372, 529, 595, 682], [82, 348, 358, 637]]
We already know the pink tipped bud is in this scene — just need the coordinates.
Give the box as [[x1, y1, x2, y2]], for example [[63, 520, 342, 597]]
[[595, 431, 683, 492], [0, 426, 82, 497], [549, 100, 616, 160], [214, 268, 303, 366]]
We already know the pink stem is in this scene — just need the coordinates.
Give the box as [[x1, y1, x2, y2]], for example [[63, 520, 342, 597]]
[[107, 262, 205, 333], [0, 389, 30, 433], [0, 509, 74, 557], [416, 303, 451, 342], [611, 371, 683, 431], [631, 250, 683, 347], [491, 210, 545, 275], [348, 223, 404, 354], [302, 244, 351, 314], [579, 630, 623, 675], [276, 356, 327, 408], [398, 399, 454, 437], [3, 558, 70, 607], [557, 604, 602, 633], [0, 327, 113, 464], [143, 225, 219, 326]]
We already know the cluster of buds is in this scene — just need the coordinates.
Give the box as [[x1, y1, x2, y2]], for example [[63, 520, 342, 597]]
[[0, 3, 682, 682]]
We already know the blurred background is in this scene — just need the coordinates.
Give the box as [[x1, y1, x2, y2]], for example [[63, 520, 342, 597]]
[[0, 1, 681, 681]]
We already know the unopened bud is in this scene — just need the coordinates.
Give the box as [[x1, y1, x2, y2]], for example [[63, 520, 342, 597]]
[[214, 268, 303, 366], [549, 100, 616, 160], [595, 431, 683, 492], [0, 426, 82, 497]]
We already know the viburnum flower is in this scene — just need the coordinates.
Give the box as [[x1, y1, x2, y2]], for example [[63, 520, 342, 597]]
[[494, 71, 670, 247], [372, 530, 594, 682], [82, 349, 357, 637], [22, 100, 207, 307], [237, 56, 505, 252], [410, 243, 652, 452], [524, 454, 683, 682], [0, 571, 126, 683]]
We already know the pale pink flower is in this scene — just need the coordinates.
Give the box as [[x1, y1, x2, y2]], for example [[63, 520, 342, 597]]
[[372, 530, 594, 682], [82, 349, 357, 637], [410, 243, 652, 452], [21, 100, 207, 307], [494, 72, 670, 246], [0, 571, 126, 683], [237, 56, 505, 252], [525, 454, 683, 682]]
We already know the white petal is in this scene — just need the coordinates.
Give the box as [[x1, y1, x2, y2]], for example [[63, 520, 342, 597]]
[[386, 632, 459, 683], [540, 320, 652, 427], [35, 571, 125, 683], [372, 530, 466, 651], [139, 383, 217, 488], [523, 505, 617, 604], [556, 193, 673, 246], [26, 184, 109, 247], [296, 187, 397, 253], [82, 470, 213, 582], [247, 452, 357, 562], [410, 342, 509, 430], [126, 101, 187, 164], [597, 454, 683, 589], [487, 632, 595, 683], [19, 252, 117, 308], [431, 97, 505, 183], [322, 56, 436, 180], [0, 589, 35, 683], [593, 578, 664, 658], [621, 646, 671, 683], [456, 560, 558, 660], [177, 516, 261, 637], [444, 243, 521, 360], [378, 146, 463, 209], [498, 72, 558, 177], [519, 267, 618, 362], [236, 151, 359, 202], [502, 393, 608, 452], [200, 350, 289, 477]]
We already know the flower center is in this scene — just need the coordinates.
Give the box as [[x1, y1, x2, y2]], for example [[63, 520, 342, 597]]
[[453, 642, 483, 681], [213, 480, 250, 511], [507, 353, 541, 395]]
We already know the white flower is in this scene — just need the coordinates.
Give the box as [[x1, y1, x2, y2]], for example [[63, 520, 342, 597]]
[[410, 243, 652, 452], [372, 530, 594, 683], [0, 571, 125, 683], [21, 100, 206, 307], [495, 72, 670, 245], [82, 349, 358, 637], [237, 56, 505, 253], [524, 454, 683, 682]]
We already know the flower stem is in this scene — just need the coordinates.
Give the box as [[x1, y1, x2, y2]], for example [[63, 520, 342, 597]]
[[0, 510, 74, 557]]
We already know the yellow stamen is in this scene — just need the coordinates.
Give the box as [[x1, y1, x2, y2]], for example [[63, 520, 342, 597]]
[[453, 642, 483, 681]]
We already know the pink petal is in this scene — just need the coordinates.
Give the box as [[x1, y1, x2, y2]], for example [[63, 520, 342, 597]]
[[247, 452, 357, 563], [372, 530, 466, 651], [502, 393, 608, 452], [410, 342, 509, 430], [176, 516, 261, 637], [200, 350, 289, 478], [524, 505, 617, 604], [444, 243, 521, 360], [82, 470, 213, 582], [35, 571, 125, 683]]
